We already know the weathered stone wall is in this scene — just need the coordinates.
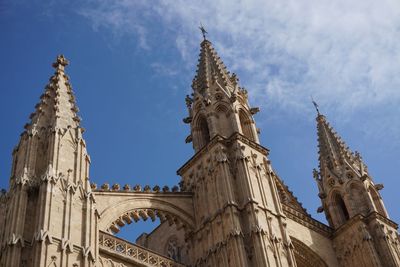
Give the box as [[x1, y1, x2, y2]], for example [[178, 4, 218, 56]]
[[136, 222, 188, 264], [285, 216, 338, 266]]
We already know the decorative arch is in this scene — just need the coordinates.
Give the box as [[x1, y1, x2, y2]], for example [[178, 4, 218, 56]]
[[194, 115, 210, 149], [330, 191, 349, 226], [95, 193, 194, 234], [291, 237, 328, 267], [369, 186, 387, 216], [215, 104, 232, 138], [238, 109, 255, 142], [348, 182, 370, 216]]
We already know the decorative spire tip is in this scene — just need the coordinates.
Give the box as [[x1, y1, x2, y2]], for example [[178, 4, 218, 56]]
[[311, 96, 321, 116], [199, 23, 208, 40], [52, 55, 69, 70]]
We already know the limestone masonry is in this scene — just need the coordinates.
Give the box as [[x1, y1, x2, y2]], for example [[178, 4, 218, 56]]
[[0, 37, 399, 267]]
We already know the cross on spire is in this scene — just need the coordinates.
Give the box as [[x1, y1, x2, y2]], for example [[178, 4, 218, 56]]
[[311, 96, 320, 115], [199, 23, 208, 40], [52, 55, 69, 71]]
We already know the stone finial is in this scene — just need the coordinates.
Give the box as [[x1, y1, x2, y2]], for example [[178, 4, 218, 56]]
[[112, 184, 120, 191], [162, 186, 170, 192], [90, 183, 97, 190], [133, 185, 141, 192], [153, 185, 160, 193], [123, 184, 131, 191], [172, 185, 179, 192], [143, 185, 151, 192], [52, 55, 69, 70], [101, 183, 110, 191]]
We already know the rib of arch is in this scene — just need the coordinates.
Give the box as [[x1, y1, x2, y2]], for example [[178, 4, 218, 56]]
[[291, 237, 328, 267], [94, 191, 194, 233]]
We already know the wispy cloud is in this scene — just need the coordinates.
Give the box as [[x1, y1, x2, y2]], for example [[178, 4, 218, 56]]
[[78, 0, 400, 143], [150, 62, 178, 77]]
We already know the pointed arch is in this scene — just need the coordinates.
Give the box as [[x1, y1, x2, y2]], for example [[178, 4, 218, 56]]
[[238, 109, 255, 141], [291, 237, 328, 267], [95, 192, 194, 233], [348, 182, 370, 216], [369, 186, 387, 216], [195, 115, 210, 150], [215, 104, 232, 138], [331, 192, 349, 226]]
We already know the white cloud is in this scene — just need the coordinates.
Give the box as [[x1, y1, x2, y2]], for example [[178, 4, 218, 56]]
[[150, 62, 178, 76], [78, 0, 400, 139]]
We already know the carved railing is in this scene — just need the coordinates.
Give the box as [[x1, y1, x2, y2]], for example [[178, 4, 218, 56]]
[[99, 231, 185, 267]]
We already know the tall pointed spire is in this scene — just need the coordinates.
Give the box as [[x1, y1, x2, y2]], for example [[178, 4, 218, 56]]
[[316, 114, 358, 174], [192, 39, 237, 97], [24, 55, 81, 134]]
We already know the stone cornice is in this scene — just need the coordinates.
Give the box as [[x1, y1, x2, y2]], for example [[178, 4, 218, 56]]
[[93, 191, 193, 198], [282, 204, 333, 238], [366, 211, 398, 229], [333, 211, 399, 238]]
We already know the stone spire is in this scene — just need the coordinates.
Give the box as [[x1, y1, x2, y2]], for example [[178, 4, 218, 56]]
[[316, 113, 366, 179], [192, 39, 238, 97], [24, 55, 81, 134], [9, 55, 88, 188]]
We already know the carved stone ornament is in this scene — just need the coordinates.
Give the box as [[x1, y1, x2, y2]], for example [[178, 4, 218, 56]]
[[215, 146, 228, 163]]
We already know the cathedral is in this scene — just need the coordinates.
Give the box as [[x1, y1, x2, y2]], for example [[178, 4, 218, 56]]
[[0, 34, 399, 267]]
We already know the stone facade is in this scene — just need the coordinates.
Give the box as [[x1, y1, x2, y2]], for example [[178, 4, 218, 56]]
[[0, 37, 399, 267]]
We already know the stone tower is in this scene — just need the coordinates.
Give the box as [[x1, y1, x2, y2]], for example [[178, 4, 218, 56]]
[[178, 38, 297, 266], [314, 111, 400, 266], [0, 56, 97, 267]]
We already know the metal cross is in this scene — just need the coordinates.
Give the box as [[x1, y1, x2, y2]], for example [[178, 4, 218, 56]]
[[199, 23, 208, 40], [311, 96, 320, 115]]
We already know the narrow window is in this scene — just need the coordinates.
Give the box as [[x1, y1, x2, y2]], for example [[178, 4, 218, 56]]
[[239, 110, 255, 141], [333, 193, 349, 225], [370, 187, 386, 216], [197, 116, 210, 149]]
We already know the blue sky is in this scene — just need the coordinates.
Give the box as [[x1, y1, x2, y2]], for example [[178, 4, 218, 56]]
[[1, 0, 399, 241]]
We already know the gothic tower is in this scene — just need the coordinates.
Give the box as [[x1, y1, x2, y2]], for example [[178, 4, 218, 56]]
[[178, 37, 297, 266], [314, 111, 400, 266], [0, 56, 97, 267]]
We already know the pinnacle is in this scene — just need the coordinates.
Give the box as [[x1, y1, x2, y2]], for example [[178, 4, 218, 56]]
[[316, 113, 361, 174], [24, 55, 82, 134], [193, 39, 235, 95]]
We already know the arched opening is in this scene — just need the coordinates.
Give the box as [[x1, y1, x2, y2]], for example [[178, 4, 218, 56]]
[[196, 115, 210, 149], [349, 183, 370, 216], [291, 237, 328, 267], [369, 187, 387, 216], [239, 110, 255, 141], [215, 105, 232, 138], [94, 191, 194, 266], [332, 193, 349, 226]]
